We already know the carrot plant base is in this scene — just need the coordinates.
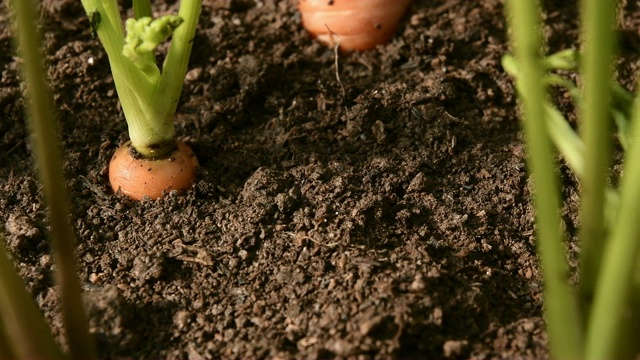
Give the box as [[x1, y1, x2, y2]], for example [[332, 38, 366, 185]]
[[108, 141, 199, 200]]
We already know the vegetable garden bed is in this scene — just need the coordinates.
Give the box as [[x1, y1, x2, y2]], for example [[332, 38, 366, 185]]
[[3, 0, 633, 358]]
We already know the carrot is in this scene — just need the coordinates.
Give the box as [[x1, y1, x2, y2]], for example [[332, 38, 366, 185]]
[[297, 0, 412, 51], [80, 0, 202, 199], [109, 141, 199, 200]]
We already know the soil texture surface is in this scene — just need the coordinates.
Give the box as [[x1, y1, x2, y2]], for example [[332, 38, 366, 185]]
[[2, 0, 623, 358]]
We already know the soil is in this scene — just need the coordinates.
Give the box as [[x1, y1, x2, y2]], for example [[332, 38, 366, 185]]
[[3, 0, 631, 358]]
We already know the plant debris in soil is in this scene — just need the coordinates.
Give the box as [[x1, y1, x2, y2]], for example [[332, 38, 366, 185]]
[[5, 0, 636, 358]]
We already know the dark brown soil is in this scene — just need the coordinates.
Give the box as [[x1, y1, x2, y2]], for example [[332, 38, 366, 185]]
[[2, 0, 624, 358]]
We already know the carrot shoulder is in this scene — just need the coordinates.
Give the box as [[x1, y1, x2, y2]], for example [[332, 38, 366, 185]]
[[297, 0, 412, 51], [108, 141, 199, 200]]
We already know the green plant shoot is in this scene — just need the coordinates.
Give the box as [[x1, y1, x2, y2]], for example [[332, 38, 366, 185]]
[[80, 0, 202, 158]]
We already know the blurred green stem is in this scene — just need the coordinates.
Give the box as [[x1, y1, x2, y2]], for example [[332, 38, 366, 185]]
[[10, 0, 96, 358], [577, 0, 617, 323], [585, 84, 640, 360], [505, 0, 582, 358], [0, 241, 64, 359]]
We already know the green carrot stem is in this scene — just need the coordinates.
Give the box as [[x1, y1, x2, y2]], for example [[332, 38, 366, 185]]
[[9, 0, 96, 358], [505, 0, 583, 358], [577, 0, 617, 324]]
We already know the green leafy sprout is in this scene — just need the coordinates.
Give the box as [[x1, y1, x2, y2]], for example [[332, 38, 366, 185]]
[[80, 0, 202, 158]]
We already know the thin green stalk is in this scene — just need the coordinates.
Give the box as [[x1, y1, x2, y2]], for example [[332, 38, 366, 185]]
[[577, 0, 617, 322], [133, 0, 154, 65], [505, 0, 582, 358], [584, 85, 640, 360], [0, 240, 63, 360], [155, 0, 202, 122], [133, 0, 153, 19], [10, 0, 96, 358]]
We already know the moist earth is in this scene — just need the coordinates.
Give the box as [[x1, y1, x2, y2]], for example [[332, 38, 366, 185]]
[[2, 0, 636, 358]]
